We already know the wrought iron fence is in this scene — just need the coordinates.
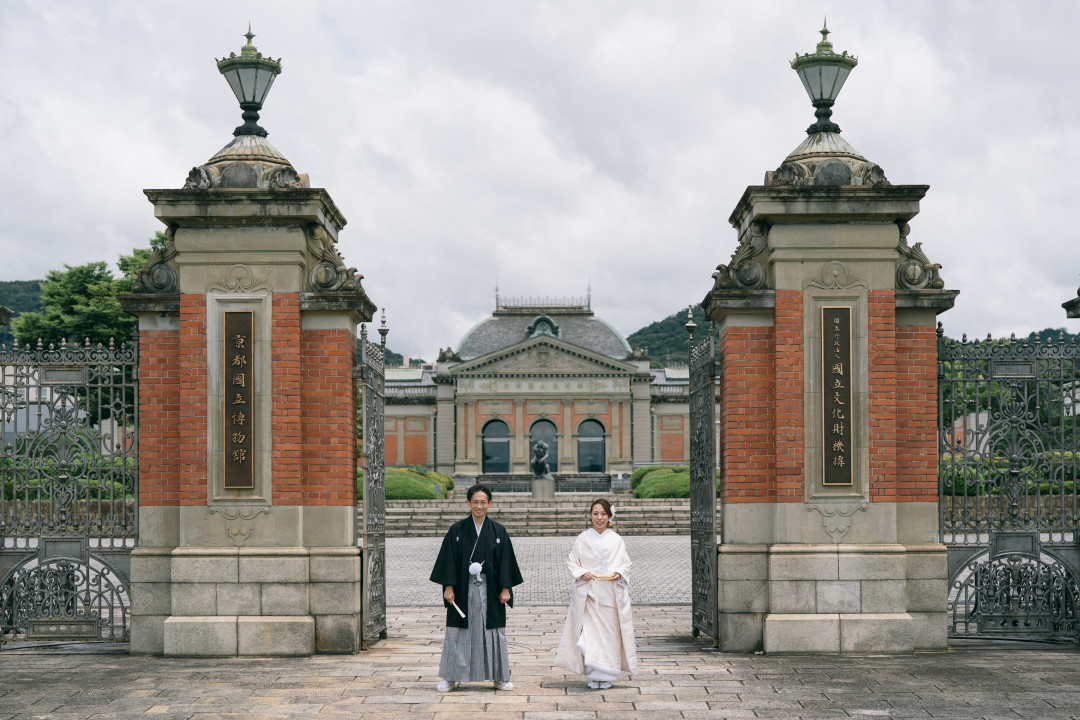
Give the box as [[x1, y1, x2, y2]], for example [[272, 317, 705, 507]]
[[939, 326, 1080, 640], [357, 326, 386, 649], [0, 337, 137, 645]]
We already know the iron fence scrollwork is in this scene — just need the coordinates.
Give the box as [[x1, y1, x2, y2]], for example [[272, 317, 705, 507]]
[[0, 337, 137, 646], [939, 325, 1080, 640], [687, 311, 718, 644], [357, 324, 386, 649]]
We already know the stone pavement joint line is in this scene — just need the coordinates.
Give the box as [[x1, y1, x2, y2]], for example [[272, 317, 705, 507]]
[[3, 606, 1080, 719]]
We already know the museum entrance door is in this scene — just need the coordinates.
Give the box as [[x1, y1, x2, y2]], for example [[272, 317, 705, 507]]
[[0, 337, 138, 647], [938, 325, 1080, 641], [357, 324, 388, 649], [687, 315, 718, 645]]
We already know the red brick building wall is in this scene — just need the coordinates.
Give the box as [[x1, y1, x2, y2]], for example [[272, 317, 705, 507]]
[[774, 290, 804, 501]]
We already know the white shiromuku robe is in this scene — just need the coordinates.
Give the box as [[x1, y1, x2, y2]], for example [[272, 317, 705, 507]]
[[554, 528, 638, 682]]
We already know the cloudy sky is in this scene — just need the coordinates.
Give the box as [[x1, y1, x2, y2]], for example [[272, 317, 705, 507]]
[[1, 1, 1078, 360]]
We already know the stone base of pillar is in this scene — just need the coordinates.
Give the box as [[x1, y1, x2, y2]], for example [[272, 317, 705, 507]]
[[130, 546, 362, 656], [717, 543, 948, 654]]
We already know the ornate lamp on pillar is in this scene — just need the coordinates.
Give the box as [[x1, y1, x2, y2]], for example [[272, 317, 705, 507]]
[[216, 26, 281, 138], [123, 29, 377, 657], [790, 22, 858, 135]]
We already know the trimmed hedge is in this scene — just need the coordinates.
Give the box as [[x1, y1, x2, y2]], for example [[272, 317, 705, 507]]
[[357, 466, 454, 500], [633, 466, 722, 499], [636, 471, 690, 499]]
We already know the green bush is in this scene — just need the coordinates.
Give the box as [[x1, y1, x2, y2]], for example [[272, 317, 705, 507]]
[[630, 465, 665, 490], [386, 469, 446, 499], [635, 471, 690, 499]]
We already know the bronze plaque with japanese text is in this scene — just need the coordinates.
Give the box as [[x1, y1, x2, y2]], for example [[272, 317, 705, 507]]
[[224, 311, 254, 490], [822, 307, 853, 486]]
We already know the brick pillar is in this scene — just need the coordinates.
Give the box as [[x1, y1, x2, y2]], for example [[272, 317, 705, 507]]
[[121, 188, 376, 657], [705, 187, 957, 654]]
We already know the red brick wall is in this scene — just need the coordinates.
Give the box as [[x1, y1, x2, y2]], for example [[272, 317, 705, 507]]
[[718, 323, 775, 503], [178, 294, 208, 505], [301, 324, 357, 506], [403, 432, 428, 466], [868, 290, 898, 500], [138, 328, 181, 506], [272, 294, 303, 504], [896, 322, 939, 501], [774, 291, 804, 501]]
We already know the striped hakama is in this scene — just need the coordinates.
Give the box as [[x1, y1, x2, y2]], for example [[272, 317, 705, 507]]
[[438, 573, 511, 682]]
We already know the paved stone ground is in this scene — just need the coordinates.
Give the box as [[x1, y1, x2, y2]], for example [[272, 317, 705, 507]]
[[2, 536, 1080, 718], [4, 606, 1080, 718], [387, 536, 691, 606]]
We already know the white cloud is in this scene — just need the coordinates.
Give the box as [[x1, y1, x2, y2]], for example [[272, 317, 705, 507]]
[[1, 0, 1079, 358]]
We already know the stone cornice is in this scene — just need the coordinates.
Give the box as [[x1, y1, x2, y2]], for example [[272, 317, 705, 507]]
[[299, 290, 376, 323], [117, 293, 181, 315], [894, 289, 958, 314], [729, 185, 928, 236], [701, 289, 776, 319], [144, 188, 347, 239]]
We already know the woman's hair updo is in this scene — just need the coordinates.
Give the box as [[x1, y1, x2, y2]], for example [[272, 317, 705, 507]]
[[590, 498, 613, 527]]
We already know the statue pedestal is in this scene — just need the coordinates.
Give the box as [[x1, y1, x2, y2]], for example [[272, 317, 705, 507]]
[[531, 477, 555, 500]]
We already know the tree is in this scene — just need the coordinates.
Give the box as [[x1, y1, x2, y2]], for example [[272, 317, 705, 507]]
[[11, 232, 166, 348]]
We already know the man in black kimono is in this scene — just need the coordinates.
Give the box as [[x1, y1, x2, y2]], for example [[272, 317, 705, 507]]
[[430, 483, 523, 692]]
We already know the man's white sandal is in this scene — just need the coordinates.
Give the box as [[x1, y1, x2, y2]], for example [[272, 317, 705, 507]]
[[436, 680, 457, 693], [494, 681, 514, 690]]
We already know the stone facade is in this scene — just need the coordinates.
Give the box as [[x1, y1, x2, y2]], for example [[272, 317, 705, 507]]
[[384, 297, 711, 482]]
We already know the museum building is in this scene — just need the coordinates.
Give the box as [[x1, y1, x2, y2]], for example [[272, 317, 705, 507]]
[[383, 295, 708, 484]]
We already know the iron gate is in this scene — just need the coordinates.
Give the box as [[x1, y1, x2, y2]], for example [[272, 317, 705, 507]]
[[0, 337, 137, 646], [357, 324, 386, 649], [939, 325, 1080, 640], [688, 315, 718, 644]]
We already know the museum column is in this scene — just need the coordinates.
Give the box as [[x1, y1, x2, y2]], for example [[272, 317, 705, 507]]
[[121, 33, 376, 656], [703, 27, 957, 653]]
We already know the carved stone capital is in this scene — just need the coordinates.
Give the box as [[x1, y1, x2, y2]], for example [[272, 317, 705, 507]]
[[805, 261, 866, 290], [131, 228, 179, 295], [895, 221, 945, 290]]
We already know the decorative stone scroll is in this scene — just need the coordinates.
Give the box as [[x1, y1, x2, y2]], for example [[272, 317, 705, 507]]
[[207, 506, 270, 547], [212, 264, 270, 294], [895, 221, 945, 290], [805, 261, 866, 291], [130, 228, 179, 295], [306, 226, 364, 293], [711, 221, 769, 291]]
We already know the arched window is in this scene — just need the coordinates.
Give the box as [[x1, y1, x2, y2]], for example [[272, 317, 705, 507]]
[[577, 419, 606, 473], [482, 420, 510, 474], [530, 419, 558, 474]]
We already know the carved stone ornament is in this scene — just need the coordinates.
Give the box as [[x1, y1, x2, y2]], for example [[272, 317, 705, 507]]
[[766, 132, 890, 188], [212, 264, 271, 293], [207, 506, 271, 547], [306, 226, 364, 293], [130, 227, 179, 294], [711, 221, 769, 291], [805, 261, 866, 290], [895, 221, 945, 290], [806, 499, 868, 543], [183, 134, 308, 190]]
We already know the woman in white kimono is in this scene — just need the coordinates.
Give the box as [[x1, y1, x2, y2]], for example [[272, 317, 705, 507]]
[[554, 498, 638, 689]]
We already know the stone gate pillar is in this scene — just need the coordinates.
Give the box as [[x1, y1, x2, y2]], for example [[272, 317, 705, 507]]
[[121, 32, 376, 656], [703, 28, 957, 653]]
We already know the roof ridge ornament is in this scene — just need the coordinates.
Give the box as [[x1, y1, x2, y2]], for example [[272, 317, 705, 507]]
[[790, 20, 858, 135]]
